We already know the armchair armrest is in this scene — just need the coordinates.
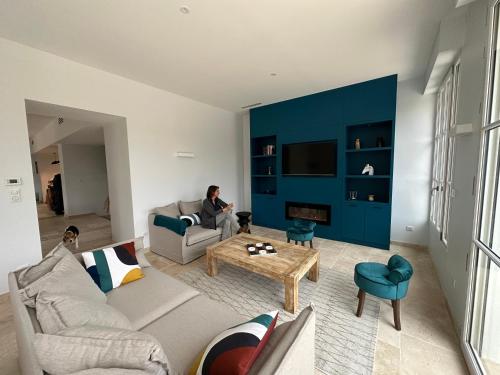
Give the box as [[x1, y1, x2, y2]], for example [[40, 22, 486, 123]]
[[153, 214, 187, 236]]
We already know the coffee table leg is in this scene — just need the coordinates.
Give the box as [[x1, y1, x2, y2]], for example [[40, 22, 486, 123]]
[[284, 277, 298, 314], [308, 258, 319, 282], [207, 249, 218, 276]]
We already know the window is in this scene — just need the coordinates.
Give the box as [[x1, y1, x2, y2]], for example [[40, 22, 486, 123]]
[[430, 63, 460, 244], [466, 2, 500, 373]]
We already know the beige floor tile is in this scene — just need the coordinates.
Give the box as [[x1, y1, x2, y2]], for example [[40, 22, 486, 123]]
[[377, 301, 401, 348], [373, 340, 400, 375], [400, 334, 468, 375]]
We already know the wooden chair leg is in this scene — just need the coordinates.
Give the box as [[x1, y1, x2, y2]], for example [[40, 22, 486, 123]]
[[392, 300, 401, 331], [301, 241, 305, 246], [356, 289, 366, 317], [309, 240, 313, 248], [287, 238, 290, 243], [295, 240, 298, 245]]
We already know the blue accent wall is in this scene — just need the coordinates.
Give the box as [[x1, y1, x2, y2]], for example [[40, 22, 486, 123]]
[[250, 75, 397, 249]]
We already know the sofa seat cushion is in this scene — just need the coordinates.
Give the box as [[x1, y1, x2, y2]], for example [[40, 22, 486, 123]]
[[106, 267, 200, 330], [34, 325, 170, 375], [140, 295, 245, 375], [186, 226, 221, 246]]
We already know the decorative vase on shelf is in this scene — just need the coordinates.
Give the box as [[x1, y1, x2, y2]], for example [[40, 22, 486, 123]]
[[349, 191, 358, 200], [376, 137, 385, 148], [355, 138, 361, 150], [368, 194, 375, 201], [267, 166, 272, 175], [362, 164, 374, 176]]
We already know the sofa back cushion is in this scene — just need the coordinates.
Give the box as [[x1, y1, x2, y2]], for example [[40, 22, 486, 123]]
[[154, 202, 180, 217], [33, 326, 170, 375], [35, 292, 132, 334], [179, 199, 203, 215], [18, 253, 107, 308], [17, 243, 71, 288]]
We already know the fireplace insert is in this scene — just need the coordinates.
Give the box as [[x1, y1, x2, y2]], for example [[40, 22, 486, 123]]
[[285, 201, 331, 225]]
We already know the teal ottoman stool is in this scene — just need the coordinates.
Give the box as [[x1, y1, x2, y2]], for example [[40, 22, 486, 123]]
[[286, 219, 316, 248], [354, 255, 413, 330]]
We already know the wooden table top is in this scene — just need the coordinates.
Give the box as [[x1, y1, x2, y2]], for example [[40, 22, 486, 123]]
[[206, 233, 319, 281]]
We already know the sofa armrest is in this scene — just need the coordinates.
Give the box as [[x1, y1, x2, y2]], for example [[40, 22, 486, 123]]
[[153, 214, 187, 236], [8, 272, 44, 375]]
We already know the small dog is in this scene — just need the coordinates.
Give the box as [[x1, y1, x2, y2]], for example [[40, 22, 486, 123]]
[[62, 225, 80, 249]]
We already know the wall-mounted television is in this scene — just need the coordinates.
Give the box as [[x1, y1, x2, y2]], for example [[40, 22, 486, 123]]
[[282, 140, 337, 176]]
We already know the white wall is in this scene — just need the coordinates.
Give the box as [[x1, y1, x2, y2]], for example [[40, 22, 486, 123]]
[[392, 78, 436, 246], [0, 37, 241, 293], [428, 0, 487, 335], [103, 121, 135, 242], [59, 144, 109, 217]]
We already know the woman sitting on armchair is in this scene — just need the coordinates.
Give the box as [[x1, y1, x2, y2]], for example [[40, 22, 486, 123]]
[[201, 185, 241, 240]]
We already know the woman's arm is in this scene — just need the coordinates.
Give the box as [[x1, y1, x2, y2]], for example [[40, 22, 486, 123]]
[[216, 198, 228, 208], [203, 199, 223, 217]]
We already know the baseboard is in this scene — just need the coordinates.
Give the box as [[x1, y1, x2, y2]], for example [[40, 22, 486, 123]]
[[390, 240, 428, 251]]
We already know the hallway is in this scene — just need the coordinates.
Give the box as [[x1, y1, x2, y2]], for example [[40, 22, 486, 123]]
[[37, 204, 112, 255]]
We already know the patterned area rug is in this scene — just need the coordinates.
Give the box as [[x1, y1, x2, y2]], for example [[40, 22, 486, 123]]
[[178, 263, 379, 375]]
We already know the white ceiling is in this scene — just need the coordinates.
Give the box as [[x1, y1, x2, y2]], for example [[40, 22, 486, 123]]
[[60, 127, 105, 146], [1, 1, 453, 111], [26, 114, 56, 137]]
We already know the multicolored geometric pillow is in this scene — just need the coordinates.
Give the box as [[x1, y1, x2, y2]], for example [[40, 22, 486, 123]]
[[189, 310, 278, 375], [178, 212, 201, 226], [81, 242, 144, 293]]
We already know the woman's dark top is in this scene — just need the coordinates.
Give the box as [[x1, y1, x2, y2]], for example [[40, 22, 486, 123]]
[[201, 197, 228, 229]]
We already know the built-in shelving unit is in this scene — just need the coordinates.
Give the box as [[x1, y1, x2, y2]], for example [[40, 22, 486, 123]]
[[251, 135, 277, 195], [344, 121, 393, 204]]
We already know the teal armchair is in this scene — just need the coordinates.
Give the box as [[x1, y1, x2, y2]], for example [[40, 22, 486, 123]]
[[286, 219, 316, 248], [354, 254, 413, 330]]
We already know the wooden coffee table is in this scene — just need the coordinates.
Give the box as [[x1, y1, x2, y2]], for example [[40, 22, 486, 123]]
[[206, 233, 320, 314]]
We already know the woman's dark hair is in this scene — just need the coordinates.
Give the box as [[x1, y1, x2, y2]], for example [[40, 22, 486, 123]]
[[206, 185, 219, 200]]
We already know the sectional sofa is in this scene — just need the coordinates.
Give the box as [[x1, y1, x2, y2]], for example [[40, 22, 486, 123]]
[[9, 239, 316, 375]]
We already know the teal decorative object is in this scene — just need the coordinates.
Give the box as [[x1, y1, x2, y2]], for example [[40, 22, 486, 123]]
[[354, 254, 413, 330], [286, 219, 316, 247]]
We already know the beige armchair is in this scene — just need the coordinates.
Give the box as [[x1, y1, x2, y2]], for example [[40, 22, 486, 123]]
[[148, 201, 222, 264]]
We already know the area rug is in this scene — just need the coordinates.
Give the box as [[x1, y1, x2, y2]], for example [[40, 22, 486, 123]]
[[178, 263, 379, 375]]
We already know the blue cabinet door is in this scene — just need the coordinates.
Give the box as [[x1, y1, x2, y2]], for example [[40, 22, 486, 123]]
[[251, 195, 281, 229], [342, 202, 365, 241], [365, 205, 391, 248]]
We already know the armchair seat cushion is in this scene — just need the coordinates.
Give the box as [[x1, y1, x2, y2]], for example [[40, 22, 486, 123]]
[[185, 226, 221, 246], [286, 227, 314, 242], [354, 262, 409, 300]]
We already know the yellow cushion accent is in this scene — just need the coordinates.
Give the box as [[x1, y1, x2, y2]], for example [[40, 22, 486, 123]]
[[120, 268, 144, 286], [188, 350, 205, 375]]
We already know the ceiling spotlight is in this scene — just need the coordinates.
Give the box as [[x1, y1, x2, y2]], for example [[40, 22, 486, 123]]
[[179, 6, 190, 14], [270, 73, 278, 77]]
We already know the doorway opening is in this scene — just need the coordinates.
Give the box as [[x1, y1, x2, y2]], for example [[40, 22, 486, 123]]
[[25, 100, 134, 256]]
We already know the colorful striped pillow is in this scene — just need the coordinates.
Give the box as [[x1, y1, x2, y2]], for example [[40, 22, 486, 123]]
[[82, 242, 144, 293], [189, 311, 278, 375]]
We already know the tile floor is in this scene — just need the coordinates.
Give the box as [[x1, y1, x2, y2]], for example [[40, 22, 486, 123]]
[[0, 225, 469, 374]]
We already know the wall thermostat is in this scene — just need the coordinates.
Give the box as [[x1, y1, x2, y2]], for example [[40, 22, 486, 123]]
[[5, 177, 22, 186]]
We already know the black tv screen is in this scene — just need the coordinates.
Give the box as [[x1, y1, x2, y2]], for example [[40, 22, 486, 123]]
[[282, 141, 337, 176]]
